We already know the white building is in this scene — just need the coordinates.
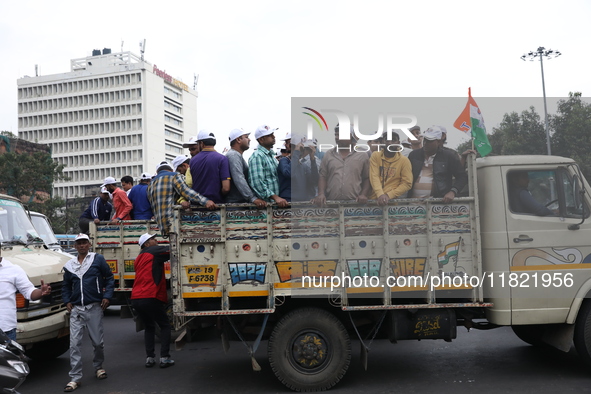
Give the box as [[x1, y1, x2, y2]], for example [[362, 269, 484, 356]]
[[17, 49, 197, 200]]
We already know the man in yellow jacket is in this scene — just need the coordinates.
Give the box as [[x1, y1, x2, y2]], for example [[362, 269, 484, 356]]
[[369, 131, 413, 205]]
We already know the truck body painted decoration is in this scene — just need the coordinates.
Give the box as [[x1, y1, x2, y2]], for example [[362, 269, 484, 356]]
[[347, 259, 381, 278], [275, 261, 338, 283], [390, 258, 426, 278], [228, 263, 266, 285]]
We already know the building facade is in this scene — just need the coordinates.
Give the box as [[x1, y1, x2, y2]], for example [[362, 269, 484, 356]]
[[17, 49, 197, 200]]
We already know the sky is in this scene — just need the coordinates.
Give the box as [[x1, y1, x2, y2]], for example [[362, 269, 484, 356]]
[[1, 0, 589, 154]]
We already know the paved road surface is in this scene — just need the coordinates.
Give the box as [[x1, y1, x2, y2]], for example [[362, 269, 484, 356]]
[[21, 308, 591, 393]]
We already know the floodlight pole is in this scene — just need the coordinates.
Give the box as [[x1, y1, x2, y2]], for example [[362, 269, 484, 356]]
[[521, 47, 561, 156], [539, 52, 551, 155]]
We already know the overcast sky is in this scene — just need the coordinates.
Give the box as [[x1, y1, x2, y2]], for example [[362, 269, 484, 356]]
[[1, 0, 589, 152]]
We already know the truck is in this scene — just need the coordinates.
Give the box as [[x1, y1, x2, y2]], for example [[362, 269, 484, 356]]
[[29, 211, 75, 258], [0, 195, 70, 359], [91, 154, 591, 391]]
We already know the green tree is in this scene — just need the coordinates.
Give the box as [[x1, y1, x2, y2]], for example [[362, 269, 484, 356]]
[[0, 151, 65, 199], [551, 92, 591, 180], [0, 150, 68, 232], [494, 108, 547, 155]]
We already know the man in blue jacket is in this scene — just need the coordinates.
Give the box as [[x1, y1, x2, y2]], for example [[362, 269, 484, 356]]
[[128, 173, 154, 220], [78, 187, 113, 234], [62, 233, 114, 392]]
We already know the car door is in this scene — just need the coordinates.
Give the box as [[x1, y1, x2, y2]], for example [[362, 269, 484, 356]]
[[504, 165, 591, 324]]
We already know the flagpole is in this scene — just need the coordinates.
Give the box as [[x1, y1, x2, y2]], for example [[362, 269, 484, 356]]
[[469, 88, 475, 152]]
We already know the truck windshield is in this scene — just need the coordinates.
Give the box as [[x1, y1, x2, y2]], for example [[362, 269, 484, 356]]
[[0, 198, 41, 244], [30, 214, 59, 246]]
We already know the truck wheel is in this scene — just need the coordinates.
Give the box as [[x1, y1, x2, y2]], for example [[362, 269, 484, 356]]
[[268, 308, 351, 392], [25, 335, 70, 360], [574, 300, 591, 366], [511, 325, 546, 347]]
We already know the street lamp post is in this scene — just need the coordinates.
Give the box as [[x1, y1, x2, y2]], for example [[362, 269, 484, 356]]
[[521, 47, 561, 155]]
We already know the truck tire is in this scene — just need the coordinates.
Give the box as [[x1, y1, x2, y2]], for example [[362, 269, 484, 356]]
[[25, 335, 70, 360], [268, 308, 351, 392], [511, 325, 546, 347], [574, 300, 591, 366]]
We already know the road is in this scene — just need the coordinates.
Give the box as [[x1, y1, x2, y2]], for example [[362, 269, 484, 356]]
[[21, 308, 591, 393]]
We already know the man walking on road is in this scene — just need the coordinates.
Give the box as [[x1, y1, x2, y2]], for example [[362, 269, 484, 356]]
[[62, 233, 114, 392]]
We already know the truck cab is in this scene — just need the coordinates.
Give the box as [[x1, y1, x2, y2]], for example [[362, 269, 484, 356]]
[[478, 155, 591, 351], [0, 195, 70, 359], [29, 211, 74, 258]]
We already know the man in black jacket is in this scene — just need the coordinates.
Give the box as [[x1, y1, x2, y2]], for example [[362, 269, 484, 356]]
[[408, 126, 468, 203], [62, 233, 114, 392]]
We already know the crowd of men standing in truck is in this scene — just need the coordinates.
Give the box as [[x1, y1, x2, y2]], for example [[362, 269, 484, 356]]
[[79, 123, 472, 237]]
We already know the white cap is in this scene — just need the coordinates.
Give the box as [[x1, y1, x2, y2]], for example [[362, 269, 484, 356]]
[[171, 155, 190, 171], [229, 128, 249, 142], [140, 172, 152, 180], [138, 233, 156, 248], [197, 129, 216, 141], [303, 138, 317, 147], [101, 176, 117, 187], [280, 131, 292, 141], [291, 134, 305, 145], [254, 124, 275, 140], [74, 233, 90, 242], [182, 136, 198, 148], [156, 161, 173, 172], [423, 126, 444, 141], [100, 186, 109, 194]]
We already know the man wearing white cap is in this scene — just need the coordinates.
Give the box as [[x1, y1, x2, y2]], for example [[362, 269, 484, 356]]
[[147, 161, 216, 236], [101, 176, 133, 225], [78, 187, 113, 234], [248, 125, 288, 207], [131, 233, 174, 368], [408, 126, 467, 203], [128, 173, 154, 220], [171, 155, 191, 207], [62, 233, 114, 391], [226, 128, 267, 208], [189, 130, 231, 204], [181, 136, 199, 196]]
